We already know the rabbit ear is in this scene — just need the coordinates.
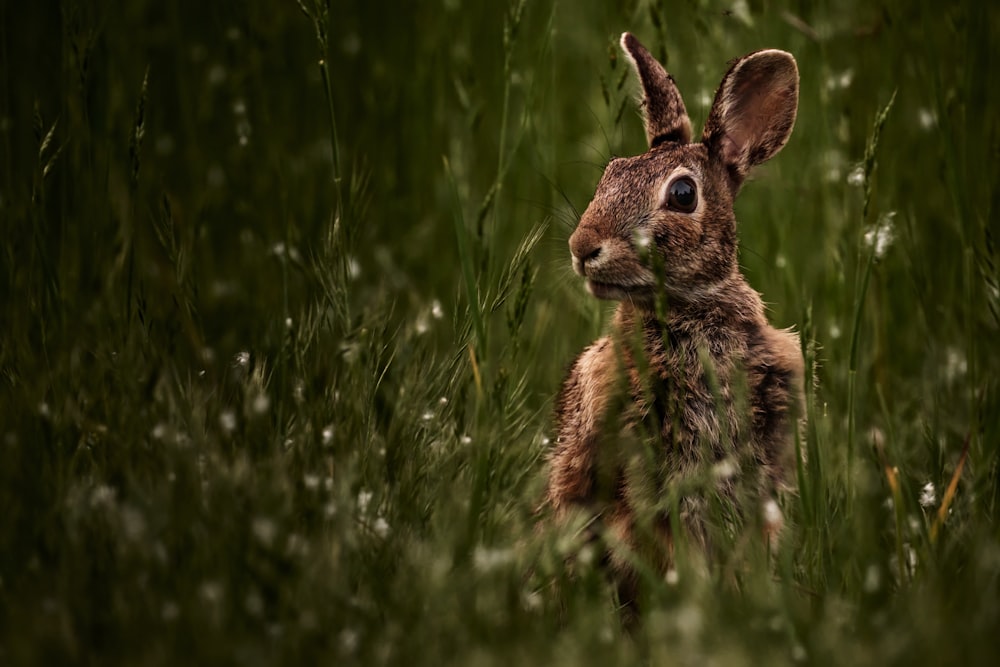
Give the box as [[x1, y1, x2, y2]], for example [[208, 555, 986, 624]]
[[702, 49, 799, 183], [620, 33, 692, 148]]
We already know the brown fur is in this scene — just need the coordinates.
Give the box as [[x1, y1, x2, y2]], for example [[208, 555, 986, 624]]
[[547, 34, 803, 610]]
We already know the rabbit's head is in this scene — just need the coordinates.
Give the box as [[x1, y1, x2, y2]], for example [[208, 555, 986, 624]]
[[570, 33, 798, 303]]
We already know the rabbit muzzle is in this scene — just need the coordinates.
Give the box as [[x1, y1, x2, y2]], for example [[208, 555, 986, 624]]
[[569, 224, 657, 300]]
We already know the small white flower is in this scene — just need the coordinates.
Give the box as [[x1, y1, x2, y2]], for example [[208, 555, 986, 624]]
[[357, 489, 373, 513], [90, 485, 117, 509], [321, 424, 335, 446], [460, 435, 472, 445], [944, 348, 968, 381], [763, 499, 783, 531], [346, 256, 361, 280], [303, 474, 320, 491], [252, 393, 271, 414], [339, 628, 359, 654], [847, 165, 865, 187], [421, 410, 434, 422], [920, 482, 937, 508], [665, 568, 680, 585], [521, 590, 542, 611], [864, 211, 896, 259], [372, 517, 390, 538], [234, 351, 250, 368], [438, 396, 449, 406], [252, 517, 277, 547], [431, 299, 443, 319], [675, 604, 703, 636], [200, 581, 223, 603], [219, 410, 237, 434], [863, 564, 881, 593], [712, 458, 737, 480], [917, 108, 937, 130], [633, 227, 652, 250]]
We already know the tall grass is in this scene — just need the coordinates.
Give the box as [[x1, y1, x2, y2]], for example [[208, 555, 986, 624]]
[[1, 0, 998, 664]]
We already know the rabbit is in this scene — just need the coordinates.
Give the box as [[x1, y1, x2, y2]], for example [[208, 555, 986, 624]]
[[546, 33, 804, 614]]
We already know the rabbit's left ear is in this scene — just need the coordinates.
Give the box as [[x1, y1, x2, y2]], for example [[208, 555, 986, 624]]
[[702, 50, 798, 184], [620, 33, 692, 148]]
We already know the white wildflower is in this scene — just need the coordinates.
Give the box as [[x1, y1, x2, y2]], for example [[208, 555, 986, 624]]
[[303, 474, 320, 491], [200, 581, 223, 603], [712, 458, 737, 480], [219, 410, 237, 434], [920, 482, 937, 508], [339, 628, 359, 654], [864, 211, 896, 259], [521, 590, 542, 611], [944, 348, 968, 382], [372, 517, 390, 538], [90, 485, 117, 509], [252, 517, 277, 547], [431, 299, 443, 319], [675, 604, 703, 637], [346, 256, 361, 280], [460, 435, 472, 445], [917, 108, 936, 130], [847, 165, 865, 187], [763, 499, 783, 531], [825, 68, 854, 91], [357, 489, 373, 513], [321, 424, 335, 445], [665, 568, 680, 585], [863, 564, 881, 593], [252, 393, 271, 414], [234, 351, 250, 368]]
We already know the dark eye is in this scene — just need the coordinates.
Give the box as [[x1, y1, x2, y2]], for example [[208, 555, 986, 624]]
[[666, 177, 698, 213]]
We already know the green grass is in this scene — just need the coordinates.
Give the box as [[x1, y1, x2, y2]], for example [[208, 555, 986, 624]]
[[1, 0, 998, 664]]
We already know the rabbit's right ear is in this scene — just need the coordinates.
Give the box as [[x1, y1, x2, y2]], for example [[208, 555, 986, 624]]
[[620, 33, 692, 148], [702, 50, 799, 186]]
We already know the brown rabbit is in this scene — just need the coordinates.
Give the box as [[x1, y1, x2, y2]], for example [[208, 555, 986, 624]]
[[547, 33, 803, 611]]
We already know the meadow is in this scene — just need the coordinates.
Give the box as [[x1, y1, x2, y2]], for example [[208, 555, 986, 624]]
[[1, 0, 998, 664]]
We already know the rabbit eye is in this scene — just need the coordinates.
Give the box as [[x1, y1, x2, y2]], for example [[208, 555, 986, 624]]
[[667, 177, 697, 213]]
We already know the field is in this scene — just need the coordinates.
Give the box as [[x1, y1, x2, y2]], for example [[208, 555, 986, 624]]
[[2, 0, 998, 664]]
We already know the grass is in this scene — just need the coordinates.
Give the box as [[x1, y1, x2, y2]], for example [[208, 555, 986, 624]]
[[1, 0, 998, 664]]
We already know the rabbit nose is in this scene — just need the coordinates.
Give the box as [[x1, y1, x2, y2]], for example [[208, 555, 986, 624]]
[[569, 227, 603, 275]]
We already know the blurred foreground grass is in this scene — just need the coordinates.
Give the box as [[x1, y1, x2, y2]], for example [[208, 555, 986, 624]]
[[1, 0, 998, 664]]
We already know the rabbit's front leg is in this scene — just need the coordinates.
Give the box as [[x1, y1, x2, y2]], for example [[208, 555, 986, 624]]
[[547, 337, 620, 514]]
